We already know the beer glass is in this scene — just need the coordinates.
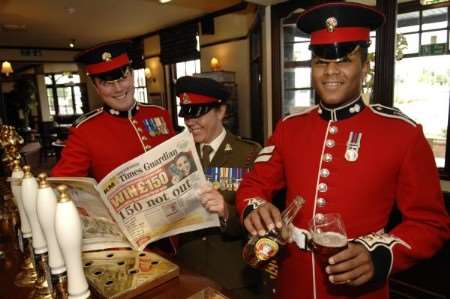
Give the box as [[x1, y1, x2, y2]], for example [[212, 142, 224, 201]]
[[309, 213, 348, 265]]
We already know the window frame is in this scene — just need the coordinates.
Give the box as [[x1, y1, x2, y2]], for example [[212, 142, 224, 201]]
[[397, 2, 450, 178], [169, 59, 201, 129], [45, 72, 85, 121], [281, 22, 315, 116], [397, 6, 450, 59], [133, 68, 149, 104]]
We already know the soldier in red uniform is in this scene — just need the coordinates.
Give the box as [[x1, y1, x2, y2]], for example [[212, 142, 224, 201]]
[[236, 3, 449, 299], [51, 40, 175, 182]]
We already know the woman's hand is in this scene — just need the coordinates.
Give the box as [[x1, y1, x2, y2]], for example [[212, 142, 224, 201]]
[[198, 183, 228, 219]]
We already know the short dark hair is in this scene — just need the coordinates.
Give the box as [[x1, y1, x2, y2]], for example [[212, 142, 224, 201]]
[[212, 103, 226, 110], [359, 45, 369, 63]]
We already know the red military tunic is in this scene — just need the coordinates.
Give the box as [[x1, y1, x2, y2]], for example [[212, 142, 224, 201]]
[[51, 102, 175, 182], [236, 98, 449, 299]]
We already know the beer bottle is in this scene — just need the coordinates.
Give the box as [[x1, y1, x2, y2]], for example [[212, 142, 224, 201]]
[[242, 196, 304, 269]]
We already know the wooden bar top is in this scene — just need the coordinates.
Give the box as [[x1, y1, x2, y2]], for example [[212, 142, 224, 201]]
[[0, 218, 229, 299]]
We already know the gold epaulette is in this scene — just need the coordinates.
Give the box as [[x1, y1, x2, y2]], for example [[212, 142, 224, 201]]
[[282, 105, 318, 122], [138, 103, 167, 111], [73, 107, 103, 128], [369, 104, 416, 127]]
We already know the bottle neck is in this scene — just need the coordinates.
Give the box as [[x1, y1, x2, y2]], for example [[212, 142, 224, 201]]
[[281, 196, 304, 225]]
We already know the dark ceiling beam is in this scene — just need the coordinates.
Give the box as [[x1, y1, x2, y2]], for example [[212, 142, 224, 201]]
[[0, 45, 81, 51], [13, 64, 39, 74], [0, 2, 249, 51], [136, 1, 249, 40]]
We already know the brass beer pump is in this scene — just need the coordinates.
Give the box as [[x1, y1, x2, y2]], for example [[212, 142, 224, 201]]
[[37, 173, 68, 299], [22, 165, 53, 299], [0, 126, 37, 288]]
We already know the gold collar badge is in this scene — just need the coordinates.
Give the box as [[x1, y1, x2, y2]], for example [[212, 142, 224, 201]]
[[224, 143, 232, 152], [326, 17, 338, 32], [102, 52, 112, 61], [182, 93, 191, 104]]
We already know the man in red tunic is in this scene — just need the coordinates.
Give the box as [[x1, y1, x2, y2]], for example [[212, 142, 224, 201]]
[[236, 3, 449, 299], [51, 40, 175, 182]]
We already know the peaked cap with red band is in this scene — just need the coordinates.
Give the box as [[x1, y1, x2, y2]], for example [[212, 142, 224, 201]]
[[175, 76, 230, 118], [75, 40, 132, 80], [297, 2, 385, 60]]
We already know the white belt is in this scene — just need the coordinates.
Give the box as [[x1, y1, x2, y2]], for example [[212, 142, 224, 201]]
[[291, 226, 387, 251], [291, 225, 312, 251]]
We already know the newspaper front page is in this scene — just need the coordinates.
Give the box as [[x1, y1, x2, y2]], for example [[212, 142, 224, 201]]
[[48, 177, 132, 252], [98, 130, 220, 251]]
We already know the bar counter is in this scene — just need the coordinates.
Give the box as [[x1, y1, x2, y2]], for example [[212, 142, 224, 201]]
[[0, 222, 231, 299]]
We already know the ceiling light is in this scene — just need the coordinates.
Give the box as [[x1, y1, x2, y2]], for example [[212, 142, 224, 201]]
[[159, 0, 172, 3], [65, 6, 76, 14]]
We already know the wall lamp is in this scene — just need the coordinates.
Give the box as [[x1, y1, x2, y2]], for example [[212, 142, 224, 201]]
[[1, 61, 13, 76], [210, 57, 221, 72], [144, 67, 156, 82]]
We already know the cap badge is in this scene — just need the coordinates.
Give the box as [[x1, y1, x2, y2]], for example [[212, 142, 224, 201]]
[[102, 52, 112, 62], [325, 17, 338, 32], [181, 93, 191, 104]]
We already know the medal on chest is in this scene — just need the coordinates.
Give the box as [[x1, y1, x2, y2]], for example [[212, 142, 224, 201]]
[[143, 117, 169, 136], [345, 131, 362, 162], [205, 167, 249, 191]]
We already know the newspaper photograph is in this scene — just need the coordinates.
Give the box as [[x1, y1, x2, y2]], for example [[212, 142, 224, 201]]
[[98, 130, 220, 251], [48, 177, 132, 252]]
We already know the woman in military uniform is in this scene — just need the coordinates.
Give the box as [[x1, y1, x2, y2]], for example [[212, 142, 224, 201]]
[[174, 76, 265, 299]]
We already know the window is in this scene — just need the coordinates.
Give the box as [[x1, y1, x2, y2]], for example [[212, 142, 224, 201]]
[[281, 23, 314, 116], [46, 73, 84, 118], [394, 6, 450, 170], [174, 59, 201, 128], [133, 68, 149, 103]]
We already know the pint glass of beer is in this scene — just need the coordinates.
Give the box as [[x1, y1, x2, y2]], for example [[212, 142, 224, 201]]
[[309, 213, 348, 265]]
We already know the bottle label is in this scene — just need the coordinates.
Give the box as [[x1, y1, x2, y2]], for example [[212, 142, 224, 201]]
[[255, 237, 279, 261]]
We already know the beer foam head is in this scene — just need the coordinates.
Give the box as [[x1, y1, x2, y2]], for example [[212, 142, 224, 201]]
[[313, 231, 347, 248]]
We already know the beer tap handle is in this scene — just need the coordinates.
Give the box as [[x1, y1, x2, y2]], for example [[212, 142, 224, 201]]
[[55, 185, 90, 299], [37, 173, 66, 275], [11, 160, 32, 238], [21, 165, 48, 254]]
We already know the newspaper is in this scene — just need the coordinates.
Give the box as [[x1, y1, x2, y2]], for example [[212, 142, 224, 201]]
[[49, 130, 219, 252], [48, 176, 132, 252]]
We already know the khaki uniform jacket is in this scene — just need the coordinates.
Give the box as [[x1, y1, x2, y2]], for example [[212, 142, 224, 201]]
[[175, 131, 261, 291]]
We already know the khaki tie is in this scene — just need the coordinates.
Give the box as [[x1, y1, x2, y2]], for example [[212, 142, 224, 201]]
[[201, 145, 213, 170]]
